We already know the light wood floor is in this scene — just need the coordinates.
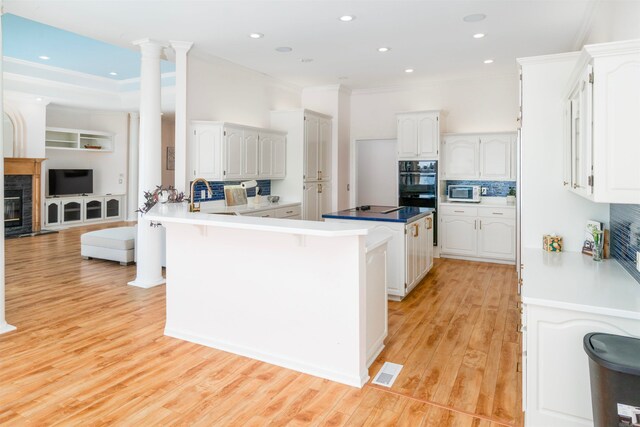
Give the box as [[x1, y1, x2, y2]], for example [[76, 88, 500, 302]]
[[1, 223, 522, 426]]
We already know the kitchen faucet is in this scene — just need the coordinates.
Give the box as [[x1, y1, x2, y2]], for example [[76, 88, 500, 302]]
[[189, 178, 213, 212]]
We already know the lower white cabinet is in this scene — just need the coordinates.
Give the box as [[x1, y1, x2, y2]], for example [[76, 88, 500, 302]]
[[523, 304, 640, 427], [439, 204, 515, 263], [239, 204, 301, 220], [324, 213, 434, 300], [45, 194, 124, 228], [303, 182, 332, 221]]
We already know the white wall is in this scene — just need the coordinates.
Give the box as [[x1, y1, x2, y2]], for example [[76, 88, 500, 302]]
[[45, 105, 128, 198], [519, 54, 609, 251], [584, 0, 640, 45], [350, 74, 519, 141]]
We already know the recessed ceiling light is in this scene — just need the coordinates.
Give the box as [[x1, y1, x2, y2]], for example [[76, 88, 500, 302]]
[[109, 72, 118, 76], [484, 59, 494, 64], [378, 47, 390, 52], [405, 68, 414, 73], [35, 97, 43, 102], [38, 55, 50, 60], [249, 33, 264, 39], [463, 13, 487, 22], [339, 15, 355, 22], [300, 58, 314, 63], [275, 46, 293, 53], [473, 33, 486, 39]]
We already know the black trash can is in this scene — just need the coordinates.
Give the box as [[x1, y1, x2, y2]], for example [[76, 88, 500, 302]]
[[583, 332, 640, 427]]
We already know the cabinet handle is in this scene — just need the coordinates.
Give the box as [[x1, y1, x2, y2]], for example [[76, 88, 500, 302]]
[[318, 184, 323, 194], [563, 181, 569, 186], [479, 220, 482, 230], [318, 171, 322, 180], [492, 212, 504, 215], [286, 210, 293, 214], [474, 219, 477, 230], [414, 224, 419, 237], [573, 183, 578, 189], [454, 210, 464, 213]]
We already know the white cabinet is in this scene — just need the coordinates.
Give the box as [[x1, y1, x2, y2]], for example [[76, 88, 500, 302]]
[[442, 133, 516, 180], [190, 122, 287, 182], [439, 205, 515, 263], [45, 194, 123, 228], [523, 304, 640, 427], [323, 214, 434, 300], [563, 40, 640, 203], [397, 111, 440, 160]]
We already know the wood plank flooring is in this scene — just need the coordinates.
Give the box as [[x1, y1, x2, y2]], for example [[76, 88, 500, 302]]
[[0, 223, 522, 426]]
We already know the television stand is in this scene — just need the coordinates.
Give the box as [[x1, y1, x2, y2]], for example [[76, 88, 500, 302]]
[[44, 194, 125, 228]]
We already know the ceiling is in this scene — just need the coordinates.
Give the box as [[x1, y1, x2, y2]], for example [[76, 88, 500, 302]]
[[4, 0, 599, 89]]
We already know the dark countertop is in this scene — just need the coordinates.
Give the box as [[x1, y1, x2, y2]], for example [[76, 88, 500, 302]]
[[322, 206, 435, 224]]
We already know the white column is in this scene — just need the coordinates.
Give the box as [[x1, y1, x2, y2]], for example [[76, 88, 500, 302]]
[[127, 112, 140, 221], [129, 39, 167, 289], [170, 41, 193, 193], [0, 8, 16, 334]]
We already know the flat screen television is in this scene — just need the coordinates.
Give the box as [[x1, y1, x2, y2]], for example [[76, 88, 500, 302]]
[[49, 169, 93, 196]]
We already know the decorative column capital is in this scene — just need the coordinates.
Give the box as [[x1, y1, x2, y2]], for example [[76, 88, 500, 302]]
[[170, 40, 194, 54], [132, 38, 169, 57]]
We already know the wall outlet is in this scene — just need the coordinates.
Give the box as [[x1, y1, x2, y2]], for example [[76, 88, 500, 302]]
[[636, 251, 640, 272], [481, 187, 488, 195], [200, 189, 206, 199]]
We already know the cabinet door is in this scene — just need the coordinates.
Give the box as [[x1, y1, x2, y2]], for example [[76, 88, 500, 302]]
[[304, 115, 320, 181], [404, 222, 419, 289], [318, 182, 332, 217], [225, 127, 244, 179], [303, 182, 319, 221], [192, 125, 223, 180], [84, 198, 104, 222], [62, 199, 83, 224], [417, 220, 427, 279], [440, 215, 477, 256], [105, 197, 122, 219], [243, 130, 259, 178], [480, 135, 511, 180], [477, 218, 515, 260], [563, 102, 573, 188], [397, 115, 418, 159], [45, 200, 61, 226], [425, 215, 434, 272], [258, 132, 273, 178], [417, 113, 439, 159], [318, 118, 331, 181], [443, 137, 479, 179], [570, 67, 593, 197], [272, 134, 286, 179]]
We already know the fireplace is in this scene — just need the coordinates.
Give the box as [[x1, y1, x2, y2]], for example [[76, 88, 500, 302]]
[[4, 158, 44, 237], [5, 190, 23, 229]]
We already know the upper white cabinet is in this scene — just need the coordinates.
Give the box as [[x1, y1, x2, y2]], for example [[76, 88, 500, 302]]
[[442, 133, 516, 181], [397, 111, 440, 160], [563, 40, 640, 204], [190, 121, 286, 181]]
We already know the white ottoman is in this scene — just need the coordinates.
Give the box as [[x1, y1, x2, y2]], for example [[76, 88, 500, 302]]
[[81, 227, 136, 266]]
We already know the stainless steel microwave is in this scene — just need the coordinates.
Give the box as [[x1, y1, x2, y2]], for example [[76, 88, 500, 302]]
[[448, 185, 481, 202]]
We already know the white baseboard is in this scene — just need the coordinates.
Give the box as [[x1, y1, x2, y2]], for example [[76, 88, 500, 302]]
[[440, 254, 516, 265]]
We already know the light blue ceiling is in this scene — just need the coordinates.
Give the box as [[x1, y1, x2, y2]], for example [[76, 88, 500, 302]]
[[2, 13, 175, 80]]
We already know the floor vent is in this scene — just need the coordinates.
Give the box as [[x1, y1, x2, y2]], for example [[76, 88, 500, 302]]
[[371, 362, 403, 387]]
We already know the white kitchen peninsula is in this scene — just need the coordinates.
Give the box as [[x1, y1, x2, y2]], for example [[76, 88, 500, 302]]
[[145, 203, 389, 387]]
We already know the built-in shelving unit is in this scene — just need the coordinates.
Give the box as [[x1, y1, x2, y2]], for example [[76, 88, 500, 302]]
[[45, 127, 114, 152]]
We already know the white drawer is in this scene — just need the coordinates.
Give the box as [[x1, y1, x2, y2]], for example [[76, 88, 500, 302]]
[[478, 207, 515, 219], [275, 205, 301, 218], [242, 209, 276, 218], [440, 205, 478, 217]]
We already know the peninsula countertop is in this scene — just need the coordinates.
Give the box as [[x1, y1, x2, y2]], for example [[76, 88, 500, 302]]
[[322, 206, 435, 223], [521, 248, 640, 320], [145, 202, 368, 237]]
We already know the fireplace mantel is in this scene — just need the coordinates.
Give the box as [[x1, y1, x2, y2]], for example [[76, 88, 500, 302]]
[[4, 158, 45, 232]]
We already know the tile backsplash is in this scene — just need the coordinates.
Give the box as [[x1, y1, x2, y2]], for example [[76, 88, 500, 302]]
[[191, 180, 271, 202], [610, 204, 640, 284], [445, 181, 516, 197]]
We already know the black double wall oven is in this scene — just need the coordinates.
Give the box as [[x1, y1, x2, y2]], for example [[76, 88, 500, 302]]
[[399, 160, 438, 245]]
